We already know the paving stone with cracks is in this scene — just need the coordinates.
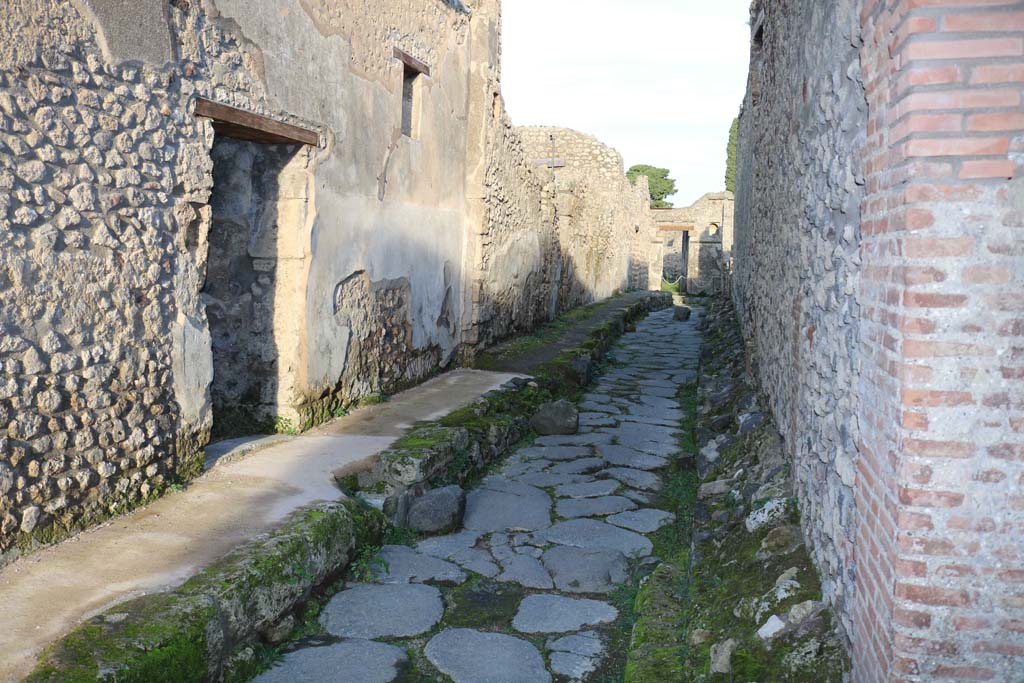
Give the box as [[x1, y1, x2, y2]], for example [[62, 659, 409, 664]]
[[540, 518, 653, 557], [425, 628, 551, 683], [251, 640, 409, 683], [542, 546, 629, 594], [512, 594, 618, 633], [606, 508, 676, 533], [320, 583, 443, 639], [372, 545, 467, 584], [555, 495, 637, 519]]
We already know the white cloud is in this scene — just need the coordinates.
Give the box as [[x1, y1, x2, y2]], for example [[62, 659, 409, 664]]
[[501, 0, 751, 206]]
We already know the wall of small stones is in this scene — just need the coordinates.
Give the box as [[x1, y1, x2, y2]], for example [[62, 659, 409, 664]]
[[732, 0, 866, 642], [517, 126, 659, 312], [0, 0, 665, 562], [0, 0, 477, 562], [652, 192, 735, 295]]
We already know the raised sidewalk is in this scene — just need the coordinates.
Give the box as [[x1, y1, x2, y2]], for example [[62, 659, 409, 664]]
[[0, 369, 519, 682]]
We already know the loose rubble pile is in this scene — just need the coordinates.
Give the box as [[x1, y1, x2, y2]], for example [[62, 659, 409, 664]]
[[680, 298, 848, 680], [249, 306, 701, 682]]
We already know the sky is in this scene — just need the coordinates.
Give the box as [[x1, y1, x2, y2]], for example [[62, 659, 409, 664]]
[[502, 0, 752, 207]]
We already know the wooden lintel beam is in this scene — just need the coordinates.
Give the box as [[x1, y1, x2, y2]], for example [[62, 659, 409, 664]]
[[194, 98, 320, 147], [658, 225, 693, 232], [393, 48, 431, 77]]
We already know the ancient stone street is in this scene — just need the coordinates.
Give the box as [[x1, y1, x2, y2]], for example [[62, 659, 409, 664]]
[[251, 307, 701, 682]]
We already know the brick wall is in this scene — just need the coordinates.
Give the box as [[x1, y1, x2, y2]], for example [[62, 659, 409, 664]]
[[738, 0, 1024, 680], [860, 1, 1024, 680]]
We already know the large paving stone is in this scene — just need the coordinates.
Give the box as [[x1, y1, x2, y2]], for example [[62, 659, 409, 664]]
[[498, 554, 554, 589], [555, 495, 636, 519], [554, 479, 620, 499], [321, 583, 443, 638], [516, 446, 593, 461], [607, 508, 676, 533], [539, 518, 652, 557], [596, 444, 669, 471], [513, 594, 618, 633], [542, 546, 628, 594], [451, 547, 500, 577], [601, 467, 662, 491], [252, 641, 408, 683], [464, 482, 552, 533], [516, 472, 591, 489], [425, 628, 551, 683], [614, 434, 679, 457], [416, 530, 483, 559], [549, 458, 606, 475], [535, 433, 613, 447], [372, 545, 466, 584]]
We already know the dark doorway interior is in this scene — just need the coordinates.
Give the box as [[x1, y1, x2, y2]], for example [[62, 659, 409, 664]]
[[202, 136, 300, 440]]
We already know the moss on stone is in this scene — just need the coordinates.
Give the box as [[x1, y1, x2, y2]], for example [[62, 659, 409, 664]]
[[28, 499, 386, 682], [442, 578, 526, 630]]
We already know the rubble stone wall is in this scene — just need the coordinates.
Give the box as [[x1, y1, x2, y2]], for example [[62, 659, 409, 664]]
[[0, 0, 476, 562], [0, 0, 663, 561], [733, 0, 866, 652], [652, 192, 734, 294]]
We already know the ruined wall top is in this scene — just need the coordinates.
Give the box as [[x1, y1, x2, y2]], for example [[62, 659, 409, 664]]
[[516, 126, 625, 179]]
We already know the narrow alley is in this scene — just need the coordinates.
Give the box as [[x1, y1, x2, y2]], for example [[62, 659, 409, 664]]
[[249, 307, 703, 682]]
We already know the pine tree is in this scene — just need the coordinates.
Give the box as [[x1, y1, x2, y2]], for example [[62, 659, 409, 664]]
[[725, 117, 739, 194]]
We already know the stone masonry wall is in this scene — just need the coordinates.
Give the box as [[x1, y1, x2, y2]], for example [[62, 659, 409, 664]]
[[460, 4, 661, 351], [736, 0, 1024, 681], [653, 192, 735, 294], [0, 0, 664, 563], [518, 126, 657, 312], [733, 0, 867, 649], [0, 0, 477, 562]]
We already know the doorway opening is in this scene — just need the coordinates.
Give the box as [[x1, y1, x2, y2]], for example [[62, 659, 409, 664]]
[[195, 100, 317, 441]]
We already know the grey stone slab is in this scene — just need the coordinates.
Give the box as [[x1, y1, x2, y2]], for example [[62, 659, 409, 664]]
[[619, 414, 682, 428], [542, 546, 628, 594], [549, 458, 606, 475], [578, 401, 621, 414], [252, 640, 408, 683], [425, 629, 551, 683], [638, 385, 677, 398], [498, 554, 554, 589], [596, 444, 670, 471], [554, 480, 620, 499], [579, 413, 617, 427], [555, 495, 637, 519], [539, 519, 652, 557], [465, 484, 552, 533], [513, 594, 617, 633], [601, 467, 663, 491], [515, 446, 592, 461], [550, 652, 597, 681], [636, 394, 678, 409], [606, 508, 676, 533], [548, 631, 604, 658], [516, 472, 591, 489], [535, 433, 614, 447], [451, 547, 500, 577], [611, 435, 678, 457], [416, 530, 483, 559], [372, 545, 466, 585], [321, 583, 443, 638]]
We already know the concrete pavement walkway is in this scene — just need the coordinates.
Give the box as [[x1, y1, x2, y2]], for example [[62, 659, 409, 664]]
[[0, 368, 520, 682]]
